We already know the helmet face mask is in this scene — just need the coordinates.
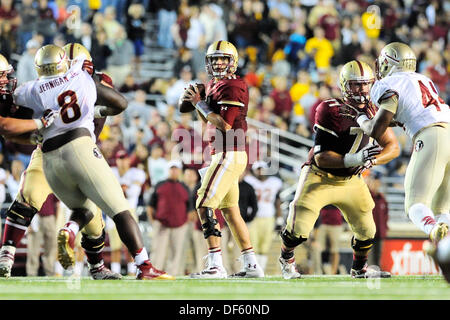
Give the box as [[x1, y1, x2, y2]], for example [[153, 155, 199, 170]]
[[0, 54, 17, 94], [35, 44, 69, 79], [205, 41, 238, 79], [339, 60, 375, 107]]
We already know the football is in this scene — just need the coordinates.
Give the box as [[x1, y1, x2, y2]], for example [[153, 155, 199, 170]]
[[179, 83, 205, 113]]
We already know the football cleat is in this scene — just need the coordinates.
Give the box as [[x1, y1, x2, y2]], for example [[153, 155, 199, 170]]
[[229, 262, 264, 278], [429, 222, 449, 244], [351, 263, 391, 278], [57, 227, 76, 269], [136, 261, 174, 280], [190, 265, 228, 279], [0, 245, 16, 278], [279, 257, 301, 279], [89, 262, 122, 280]]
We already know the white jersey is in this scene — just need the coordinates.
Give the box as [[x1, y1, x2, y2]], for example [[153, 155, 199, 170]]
[[13, 59, 97, 142], [370, 71, 449, 139], [244, 175, 283, 218], [111, 166, 146, 209]]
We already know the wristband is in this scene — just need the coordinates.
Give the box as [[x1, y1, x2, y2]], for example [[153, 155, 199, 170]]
[[356, 114, 369, 127], [195, 100, 213, 118], [343, 152, 361, 168], [34, 118, 44, 130], [94, 105, 108, 118]]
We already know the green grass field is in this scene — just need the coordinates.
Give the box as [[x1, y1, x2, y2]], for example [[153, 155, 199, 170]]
[[0, 275, 449, 300]]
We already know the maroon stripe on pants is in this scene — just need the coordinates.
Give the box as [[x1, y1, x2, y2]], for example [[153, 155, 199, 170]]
[[198, 152, 226, 208]]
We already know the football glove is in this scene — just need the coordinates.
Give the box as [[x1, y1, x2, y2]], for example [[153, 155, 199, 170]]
[[35, 109, 59, 130], [343, 144, 382, 168]]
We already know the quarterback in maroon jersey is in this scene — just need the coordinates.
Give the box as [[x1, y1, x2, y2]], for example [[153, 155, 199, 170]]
[[279, 60, 400, 279], [183, 40, 263, 278]]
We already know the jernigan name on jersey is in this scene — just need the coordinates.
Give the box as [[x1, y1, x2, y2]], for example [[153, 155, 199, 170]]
[[13, 59, 97, 142], [371, 72, 450, 139]]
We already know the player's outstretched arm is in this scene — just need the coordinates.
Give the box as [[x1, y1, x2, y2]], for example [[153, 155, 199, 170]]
[[93, 77, 128, 117], [0, 110, 57, 136], [373, 127, 400, 165]]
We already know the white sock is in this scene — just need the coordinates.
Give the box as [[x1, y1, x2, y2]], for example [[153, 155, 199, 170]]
[[436, 213, 450, 225], [74, 261, 84, 276], [208, 247, 223, 267], [111, 262, 121, 274], [65, 221, 80, 235], [134, 247, 149, 266], [54, 261, 64, 275], [127, 262, 137, 275], [242, 247, 258, 268], [408, 203, 436, 235]]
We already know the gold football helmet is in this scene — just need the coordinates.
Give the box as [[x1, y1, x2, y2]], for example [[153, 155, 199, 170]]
[[339, 60, 375, 105], [34, 44, 69, 78], [63, 43, 92, 65], [205, 40, 238, 78], [0, 53, 17, 94], [375, 42, 416, 79]]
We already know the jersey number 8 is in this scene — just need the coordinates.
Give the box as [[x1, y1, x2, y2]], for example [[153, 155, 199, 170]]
[[58, 90, 81, 123]]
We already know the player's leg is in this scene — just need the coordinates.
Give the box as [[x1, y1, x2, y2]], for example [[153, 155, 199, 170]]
[[337, 176, 390, 278], [191, 152, 235, 278], [48, 137, 173, 280], [216, 151, 263, 278], [431, 162, 450, 227], [80, 209, 121, 279], [0, 149, 51, 277], [279, 165, 325, 279], [405, 125, 450, 242]]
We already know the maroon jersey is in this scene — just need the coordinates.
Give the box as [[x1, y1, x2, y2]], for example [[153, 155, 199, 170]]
[[205, 76, 248, 154], [93, 72, 114, 143], [308, 98, 377, 177]]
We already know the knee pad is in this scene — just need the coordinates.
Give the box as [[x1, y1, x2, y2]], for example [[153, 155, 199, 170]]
[[280, 229, 307, 248], [6, 200, 38, 227], [81, 230, 106, 254], [201, 208, 221, 239], [351, 236, 375, 252]]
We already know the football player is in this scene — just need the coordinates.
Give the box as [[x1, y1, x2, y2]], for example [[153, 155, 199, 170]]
[[279, 60, 400, 279], [0, 53, 63, 278], [0, 44, 120, 280], [183, 40, 264, 278], [347, 42, 449, 244], [11, 44, 173, 280]]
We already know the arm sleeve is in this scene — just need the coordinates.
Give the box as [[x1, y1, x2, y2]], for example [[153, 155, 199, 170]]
[[314, 127, 341, 154], [378, 94, 399, 114]]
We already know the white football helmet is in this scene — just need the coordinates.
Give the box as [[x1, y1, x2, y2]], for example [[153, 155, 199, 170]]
[[375, 42, 416, 80]]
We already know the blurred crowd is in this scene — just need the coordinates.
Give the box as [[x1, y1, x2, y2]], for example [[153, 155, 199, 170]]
[[0, 0, 448, 275]]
